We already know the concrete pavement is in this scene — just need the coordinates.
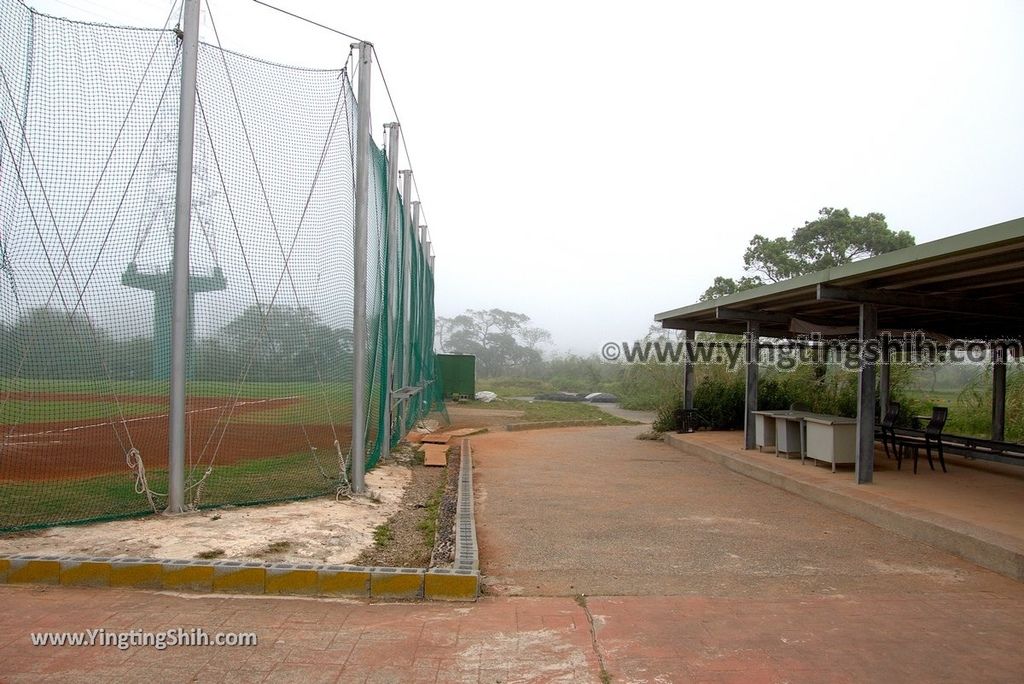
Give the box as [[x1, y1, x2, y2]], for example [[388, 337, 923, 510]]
[[3, 424, 1023, 682], [472, 426, 1019, 598]]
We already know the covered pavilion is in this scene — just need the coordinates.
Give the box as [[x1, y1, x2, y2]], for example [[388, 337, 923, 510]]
[[655, 216, 1024, 484]]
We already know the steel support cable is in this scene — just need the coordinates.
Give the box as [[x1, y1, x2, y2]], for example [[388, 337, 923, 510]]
[[372, 46, 428, 228], [191, 1, 347, 477], [0, 50, 179, 448], [0, 20, 180, 452], [201, 3, 340, 381], [199, 85, 348, 482], [248, 0, 366, 44], [0, 120, 134, 459]]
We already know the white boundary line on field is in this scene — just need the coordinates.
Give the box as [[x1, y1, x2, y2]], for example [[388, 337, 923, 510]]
[[5, 396, 302, 441]]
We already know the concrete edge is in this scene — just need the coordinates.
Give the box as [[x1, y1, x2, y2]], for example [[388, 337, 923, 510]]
[[506, 419, 606, 432], [0, 553, 481, 601], [454, 438, 480, 577], [666, 433, 1024, 582], [1, 448, 484, 601]]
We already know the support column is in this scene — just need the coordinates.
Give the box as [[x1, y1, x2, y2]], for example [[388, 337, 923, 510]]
[[855, 303, 878, 484], [350, 41, 373, 494], [992, 343, 1007, 442], [682, 329, 695, 410], [743, 322, 759, 450], [410, 200, 420, 390], [167, 0, 201, 514], [419, 223, 428, 413], [381, 122, 400, 460], [879, 344, 891, 414], [399, 170, 413, 433]]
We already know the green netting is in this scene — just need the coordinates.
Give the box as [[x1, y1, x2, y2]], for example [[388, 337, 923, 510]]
[[0, 0, 441, 531]]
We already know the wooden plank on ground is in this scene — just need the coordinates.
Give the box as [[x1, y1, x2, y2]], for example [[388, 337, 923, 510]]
[[421, 433, 451, 445], [422, 444, 448, 467], [405, 432, 425, 444]]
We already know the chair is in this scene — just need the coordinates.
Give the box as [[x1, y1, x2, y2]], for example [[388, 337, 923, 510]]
[[878, 401, 901, 460], [897, 406, 947, 473], [674, 408, 706, 433]]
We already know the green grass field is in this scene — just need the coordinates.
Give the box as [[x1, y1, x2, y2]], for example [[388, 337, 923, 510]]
[[0, 378, 367, 531], [0, 451, 343, 532], [0, 379, 355, 426], [0, 399, 156, 424], [492, 398, 635, 425]]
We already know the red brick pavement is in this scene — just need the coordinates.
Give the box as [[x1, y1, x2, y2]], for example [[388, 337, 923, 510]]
[[2, 584, 1023, 682]]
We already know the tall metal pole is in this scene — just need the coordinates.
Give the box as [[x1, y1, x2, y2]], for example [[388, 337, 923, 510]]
[[401, 174, 413, 393], [381, 123, 401, 460], [419, 224, 429, 412], [351, 41, 373, 494], [399, 171, 413, 431], [410, 200, 420, 391], [167, 0, 201, 514]]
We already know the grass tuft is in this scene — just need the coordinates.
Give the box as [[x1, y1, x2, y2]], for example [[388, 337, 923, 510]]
[[373, 524, 393, 548]]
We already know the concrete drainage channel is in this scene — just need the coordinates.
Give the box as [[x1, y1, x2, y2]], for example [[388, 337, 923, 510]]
[[0, 438, 481, 601]]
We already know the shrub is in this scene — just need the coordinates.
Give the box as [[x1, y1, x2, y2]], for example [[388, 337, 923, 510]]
[[653, 365, 869, 432], [944, 364, 1024, 440]]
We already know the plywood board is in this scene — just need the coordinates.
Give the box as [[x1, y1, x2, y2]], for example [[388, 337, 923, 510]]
[[422, 444, 448, 467]]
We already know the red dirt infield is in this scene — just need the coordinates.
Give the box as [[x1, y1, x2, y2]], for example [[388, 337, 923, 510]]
[[1, 394, 351, 481]]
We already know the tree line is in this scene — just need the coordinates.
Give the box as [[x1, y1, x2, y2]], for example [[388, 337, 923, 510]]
[[1, 305, 352, 383]]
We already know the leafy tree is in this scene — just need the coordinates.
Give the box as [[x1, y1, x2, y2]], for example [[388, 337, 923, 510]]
[[700, 275, 766, 302], [5, 307, 106, 379], [701, 207, 915, 300], [197, 305, 351, 382], [439, 308, 551, 377]]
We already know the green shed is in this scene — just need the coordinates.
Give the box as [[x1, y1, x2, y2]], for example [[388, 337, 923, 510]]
[[436, 354, 476, 399]]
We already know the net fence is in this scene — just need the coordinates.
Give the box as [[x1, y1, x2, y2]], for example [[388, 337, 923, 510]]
[[0, 0, 443, 531]]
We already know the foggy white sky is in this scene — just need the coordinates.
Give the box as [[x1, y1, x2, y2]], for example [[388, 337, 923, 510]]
[[26, 0, 1024, 354]]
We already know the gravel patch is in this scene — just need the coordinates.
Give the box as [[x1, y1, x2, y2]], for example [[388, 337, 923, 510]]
[[353, 447, 447, 568], [430, 445, 461, 567]]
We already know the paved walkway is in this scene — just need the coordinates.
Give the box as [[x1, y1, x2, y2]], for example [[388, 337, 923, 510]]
[[0, 587, 599, 682], [472, 426, 1019, 597], [471, 425, 1024, 680], [2, 425, 1023, 682], [675, 429, 1024, 547]]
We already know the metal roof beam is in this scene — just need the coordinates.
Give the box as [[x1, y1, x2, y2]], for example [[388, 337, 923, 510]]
[[716, 306, 857, 330], [715, 307, 791, 325], [816, 285, 1024, 321], [660, 319, 793, 338], [660, 320, 745, 334]]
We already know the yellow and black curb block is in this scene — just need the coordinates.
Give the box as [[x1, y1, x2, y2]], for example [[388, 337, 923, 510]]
[[0, 555, 479, 600], [0, 439, 482, 601]]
